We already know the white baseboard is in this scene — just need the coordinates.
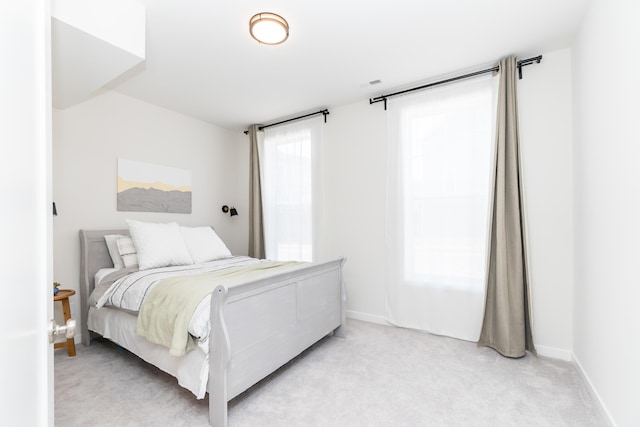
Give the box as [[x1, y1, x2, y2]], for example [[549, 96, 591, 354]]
[[346, 310, 389, 325], [535, 344, 573, 361], [572, 353, 617, 427], [347, 313, 575, 363]]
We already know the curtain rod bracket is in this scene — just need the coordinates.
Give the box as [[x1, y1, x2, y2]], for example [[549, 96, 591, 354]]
[[244, 109, 330, 134]]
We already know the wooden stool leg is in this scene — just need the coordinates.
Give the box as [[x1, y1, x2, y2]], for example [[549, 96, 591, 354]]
[[60, 297, 76, 357]]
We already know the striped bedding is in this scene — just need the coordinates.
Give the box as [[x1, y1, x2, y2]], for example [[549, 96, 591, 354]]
[[89, 256, 262, 352]]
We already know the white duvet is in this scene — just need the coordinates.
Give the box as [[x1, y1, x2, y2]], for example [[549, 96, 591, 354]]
[[90, 256, 262, 352]]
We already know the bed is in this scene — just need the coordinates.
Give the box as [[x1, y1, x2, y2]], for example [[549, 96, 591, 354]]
[[79, 226, 346, 427]]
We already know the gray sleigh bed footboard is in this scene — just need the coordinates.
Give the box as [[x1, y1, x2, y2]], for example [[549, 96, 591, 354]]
[[209, 257, 347, 427]]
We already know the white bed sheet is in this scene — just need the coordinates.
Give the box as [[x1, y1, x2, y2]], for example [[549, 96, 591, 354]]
[[95, 268, 118, 287], [87, 306, 209, 399]]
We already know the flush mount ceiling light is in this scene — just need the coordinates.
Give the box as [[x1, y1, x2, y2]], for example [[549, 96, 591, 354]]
[[249, 12, 289, 45]]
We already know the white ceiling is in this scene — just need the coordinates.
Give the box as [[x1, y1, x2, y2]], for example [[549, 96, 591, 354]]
[[104, 0, 590, 131]]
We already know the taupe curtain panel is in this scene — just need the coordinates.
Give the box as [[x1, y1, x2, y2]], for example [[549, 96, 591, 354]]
[[478, 57, 535, 358], [248, 124, 265, 259]]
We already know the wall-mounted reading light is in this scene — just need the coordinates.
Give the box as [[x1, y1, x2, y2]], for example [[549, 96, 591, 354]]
[[222, 205, 238, 217]]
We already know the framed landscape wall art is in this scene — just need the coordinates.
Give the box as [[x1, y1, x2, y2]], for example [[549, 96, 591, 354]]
[[117, 158, 192, 213]]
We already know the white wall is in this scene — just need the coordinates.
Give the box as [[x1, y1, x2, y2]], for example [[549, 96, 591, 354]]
[[52, 90, 248, 333], [573, 1, 640, 426], [324, 48, 575, 357], [518, 48, 574, 359], [324, 100, 388, 323]]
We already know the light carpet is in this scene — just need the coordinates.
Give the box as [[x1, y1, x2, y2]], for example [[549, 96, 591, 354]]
[[55, 319, 607, 426]]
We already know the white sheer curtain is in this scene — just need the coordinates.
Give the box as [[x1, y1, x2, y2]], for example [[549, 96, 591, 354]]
[[260, 116, 325, 262], [386, 75, 498, 341]]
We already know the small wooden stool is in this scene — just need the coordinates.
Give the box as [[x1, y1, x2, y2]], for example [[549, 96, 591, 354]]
[[54, 289, 76, 357]]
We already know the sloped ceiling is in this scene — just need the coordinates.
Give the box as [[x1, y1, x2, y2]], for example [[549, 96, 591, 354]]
[[72, 0, 591, 130], [52, 0, 145, 109]]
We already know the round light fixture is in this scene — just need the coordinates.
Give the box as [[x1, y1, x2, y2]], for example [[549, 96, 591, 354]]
[[249, 12, 289, 45]]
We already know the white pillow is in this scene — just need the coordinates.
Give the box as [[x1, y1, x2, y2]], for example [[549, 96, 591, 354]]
[[180, 226, 232, 263], [116, 236, 138, 268], [104, 234, 127, 269], [126, 219, 193, 270]]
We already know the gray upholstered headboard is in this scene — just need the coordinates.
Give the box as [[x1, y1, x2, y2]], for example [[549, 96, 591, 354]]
[[79, 229, 128, 346]]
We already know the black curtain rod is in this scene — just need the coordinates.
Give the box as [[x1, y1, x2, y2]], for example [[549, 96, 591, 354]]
[[244, 109, 330, 134], [369, 55, 542, 110]]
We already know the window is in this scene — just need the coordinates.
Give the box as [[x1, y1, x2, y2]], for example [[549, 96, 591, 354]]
[[399, 81, 495, 290], [260, 117, 325, 262], [385, 75, 497, 340]]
